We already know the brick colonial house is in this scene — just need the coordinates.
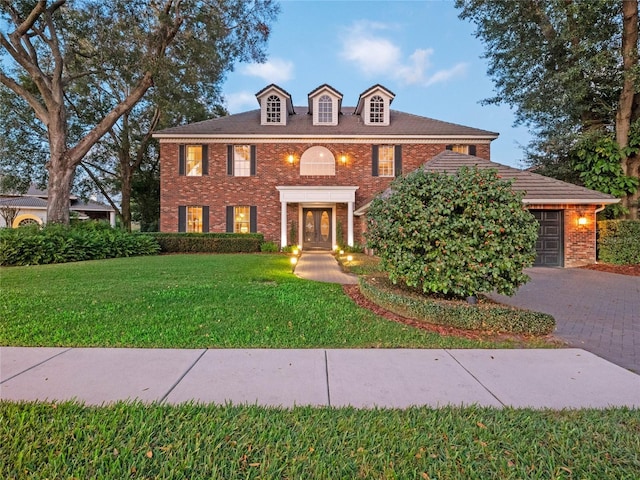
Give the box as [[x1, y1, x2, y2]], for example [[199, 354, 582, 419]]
[[154, 83, 618, 267]]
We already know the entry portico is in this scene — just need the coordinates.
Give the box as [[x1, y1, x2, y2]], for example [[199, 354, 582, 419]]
[[276, 186, 359, 249]]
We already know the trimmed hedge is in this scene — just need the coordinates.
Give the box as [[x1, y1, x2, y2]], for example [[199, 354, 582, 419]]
[[0, 223, 160, 266], [598, 220, 640, 265], [145, 232, 264, 253], [359, 276, 555, 336]]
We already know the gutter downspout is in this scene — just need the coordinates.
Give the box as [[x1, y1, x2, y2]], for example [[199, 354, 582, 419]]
[[593, 205, 607, 264]]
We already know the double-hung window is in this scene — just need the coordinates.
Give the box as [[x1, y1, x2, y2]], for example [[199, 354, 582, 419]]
[[227, 145, 256, 176], [179, 144, 208, 176], [378, 145, 394, 177]]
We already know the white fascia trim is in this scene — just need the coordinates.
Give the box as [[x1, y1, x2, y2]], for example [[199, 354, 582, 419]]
[[522, 198, 620, 205], [157, 135, 498, 144], [276, 186, 359, 203]]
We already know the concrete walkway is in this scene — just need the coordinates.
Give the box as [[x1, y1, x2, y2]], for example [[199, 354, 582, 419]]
[[2, 347, 639, 408], [488, 268, 640, 374], [294, 252, 358, 284]]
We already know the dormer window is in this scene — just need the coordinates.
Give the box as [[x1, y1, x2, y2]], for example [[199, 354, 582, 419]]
[[318, 95, 333, 123], [355, 85, 395, 126], [256, 84, 294, 126], [266, 95, 281, 123], [369, 95, 385, 123]]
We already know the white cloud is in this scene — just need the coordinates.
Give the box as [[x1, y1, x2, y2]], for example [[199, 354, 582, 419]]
[[241, 58, 294, 83], [224, 91, 257, 113], [340, 21, 468, 87]]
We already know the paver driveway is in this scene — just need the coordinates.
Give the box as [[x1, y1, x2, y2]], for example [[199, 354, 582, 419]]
[[488, 268, 640, 374]]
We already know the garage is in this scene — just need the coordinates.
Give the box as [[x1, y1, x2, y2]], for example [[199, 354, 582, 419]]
[[531, 210, 563, 267]]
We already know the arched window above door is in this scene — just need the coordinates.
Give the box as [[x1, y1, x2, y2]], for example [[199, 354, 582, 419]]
[[300, 146, 335, 176]]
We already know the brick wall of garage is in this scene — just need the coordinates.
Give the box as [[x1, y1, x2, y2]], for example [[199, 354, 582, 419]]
[[527, 204, 598, 267], [160, 141, 491, 243]]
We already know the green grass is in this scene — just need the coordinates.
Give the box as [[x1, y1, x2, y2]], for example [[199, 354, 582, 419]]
[[0, 254, 536, 349], [1, 401, 638, 479]]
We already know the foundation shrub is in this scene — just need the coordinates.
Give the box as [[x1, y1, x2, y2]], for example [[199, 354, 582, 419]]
[[0, 222, 159, 266], [365, 167, 538, 298], [360, 276, 555, 336], [146, 232, 263, 253], [597, 220, 640, 264]]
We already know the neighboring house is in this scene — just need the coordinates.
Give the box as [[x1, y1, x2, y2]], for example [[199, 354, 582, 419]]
[[154, 83, 618, 267], [0, 184, 116, 228]]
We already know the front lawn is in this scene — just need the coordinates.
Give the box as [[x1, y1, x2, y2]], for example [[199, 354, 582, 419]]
[[0, 254, 537, 349], [2, 401, 638, 479]]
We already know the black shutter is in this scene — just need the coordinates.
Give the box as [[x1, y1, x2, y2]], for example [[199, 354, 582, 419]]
[[178, 206, 186, 232], [372, 145, 379, 177], [179, 145, 185, 175], [394, 145, 402, 177], [202, 145, 209, 175], [250, 206, 257, 233], [226, 206, 234, 232], [227, 145, 234, 175], [468, 145, 477, 156], [250, 145, 257, 176], [445, 145, 453, 151], [202, 206, 209, 232]]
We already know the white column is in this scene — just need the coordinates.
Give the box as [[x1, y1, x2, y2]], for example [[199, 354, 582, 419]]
[[280, 201, 288, 248], [109, 211, 116, 228], [347, 201, 354, 246]]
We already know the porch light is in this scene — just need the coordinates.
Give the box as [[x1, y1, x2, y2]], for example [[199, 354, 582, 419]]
[[287, 154, 294, 164], [340, 154, 347, 164], [577, 215, 588, 226]]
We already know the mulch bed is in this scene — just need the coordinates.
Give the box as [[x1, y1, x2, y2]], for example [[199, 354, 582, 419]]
[[579, 263, 640, 276], [342, 284, 559, 346]]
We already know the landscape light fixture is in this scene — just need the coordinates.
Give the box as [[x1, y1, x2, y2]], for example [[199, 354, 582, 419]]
[[290, 256, 297, 272]]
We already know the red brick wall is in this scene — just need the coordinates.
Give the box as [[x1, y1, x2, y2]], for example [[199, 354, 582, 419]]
[[160, 141, 488, 243], [527, 204, 598, 267]]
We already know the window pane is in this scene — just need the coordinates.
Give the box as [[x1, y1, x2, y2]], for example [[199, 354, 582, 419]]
[[370, 95, 384, 123], [318, 94, 332, 123], [266, 95, 281, 123], [300, 146, 336, 176], [378, 145, 394, 177], [186, 206, 203, 233], [234, 145, 251, 177], [234, 206, 250, 233], [186, 145, 202, 176], [452, 145, 469, 154]]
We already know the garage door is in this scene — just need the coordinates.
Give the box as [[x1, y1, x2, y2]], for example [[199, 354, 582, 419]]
[[532, 210, 563, 267]]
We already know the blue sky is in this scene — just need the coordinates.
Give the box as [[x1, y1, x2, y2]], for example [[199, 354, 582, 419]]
[[221, 0, 532, 169]]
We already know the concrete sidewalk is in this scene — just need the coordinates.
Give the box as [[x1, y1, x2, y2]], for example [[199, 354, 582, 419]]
[[2, 347, 639, 409], [294, 252, 358, 284]]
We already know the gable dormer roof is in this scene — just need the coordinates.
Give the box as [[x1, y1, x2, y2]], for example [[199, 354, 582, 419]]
[[255, 84, 295, 115], [307, 84, 343, 114], [354, 84, 395, 115], [354, 84, 396, 126]]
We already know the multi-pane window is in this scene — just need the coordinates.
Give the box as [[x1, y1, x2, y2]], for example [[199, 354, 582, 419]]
[[266, 95, 281, 123], [452, 145, 469, 154], [186, 206, 203, 233], [186, 145, 202, 176], [234, 145, 251, 177], [234, 206, 251, 233], [369, 95, 385, 123], [300, 146, 336, 176], [378, 145, 394, 177], [318, 95, 332, 123]]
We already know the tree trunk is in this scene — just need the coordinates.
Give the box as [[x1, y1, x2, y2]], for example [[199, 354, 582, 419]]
[[617, 0, 639, 218], [120, 163, 133, 232], [46, 161, 75, 225]]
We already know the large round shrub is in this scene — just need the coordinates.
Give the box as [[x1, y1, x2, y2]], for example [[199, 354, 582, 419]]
[[365, 166, 538, 298]]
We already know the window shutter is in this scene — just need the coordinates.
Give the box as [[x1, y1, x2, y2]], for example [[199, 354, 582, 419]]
[[468, 145, 477, 156], [179, 145, 185, 175], [226, 206, 234, 232], [372, 145, 379, 177], [250, 145, 257, 176], [202, 206, 209, 232], [178, 206, 186, 232], [250, 206, 257, 233], [202, 145, 209, 175], [445, 145, 453, 151], [227, 145, 234, 175], [394, 145, 402, 177]]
